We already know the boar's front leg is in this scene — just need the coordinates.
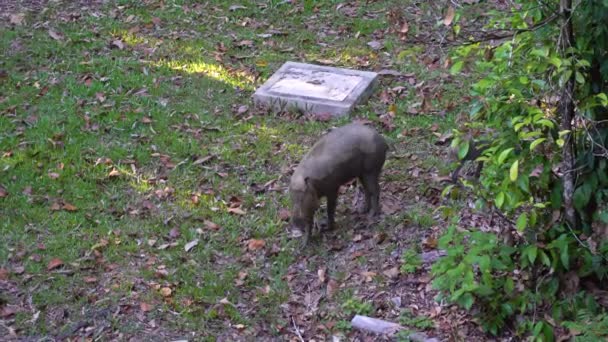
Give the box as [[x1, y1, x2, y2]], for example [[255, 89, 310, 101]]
[[326, 192, 337, 230], [360, 173, 381, 217], [301, 220, 312, 248]]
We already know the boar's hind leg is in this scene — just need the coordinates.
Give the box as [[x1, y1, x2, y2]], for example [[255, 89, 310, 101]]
[[326, 192, 337, 230], [358, 177, 371, 214], [360, 173, 381, 217]]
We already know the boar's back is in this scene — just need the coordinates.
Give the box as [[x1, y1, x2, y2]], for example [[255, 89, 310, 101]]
[[293, 123, 388, 188]]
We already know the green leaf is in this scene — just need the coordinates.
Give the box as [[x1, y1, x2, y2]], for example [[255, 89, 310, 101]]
[[516, 212, 528, 231], [441, 184, 455, 197], [461, 293, 474, 310], [498, 148, 514, 164], [458, 140, 470, 160], [561, 244, 569, 270], [548, 56, 562, 68], [450, 60, 464, 74], [597, 93, 608, 106], [540, 250, 551, 267], [556, 138, 564, 147], [575, 71, 585, 84], [530, 138, 546, 150], [536, 119, 554, 128], [469, 102, 483, 117], [510, 160, 519, 182], [573, 183, 592, 210], [495, 192, 505, 208], [530, 47, 549, 57], [560, 69, 572, 87], [576, 59, 591, 68], [514, 122, 526, 132], [527, 246, 537, 264]]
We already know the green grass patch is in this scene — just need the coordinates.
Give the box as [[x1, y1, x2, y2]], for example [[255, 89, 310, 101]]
[[0, 0, 482, 338]]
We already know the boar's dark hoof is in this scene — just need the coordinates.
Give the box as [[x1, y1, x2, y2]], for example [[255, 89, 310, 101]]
[[366, 212, 381, 223]]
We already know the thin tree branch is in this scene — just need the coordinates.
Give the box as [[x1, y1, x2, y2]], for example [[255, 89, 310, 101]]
[[558, 0, 577, 228]]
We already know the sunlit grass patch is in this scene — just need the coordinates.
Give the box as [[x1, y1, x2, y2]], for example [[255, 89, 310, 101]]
[[155, 59, 257, 90]]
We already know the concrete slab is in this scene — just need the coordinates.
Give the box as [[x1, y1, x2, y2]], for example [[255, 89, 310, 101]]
[[253, 62, 378, 117]]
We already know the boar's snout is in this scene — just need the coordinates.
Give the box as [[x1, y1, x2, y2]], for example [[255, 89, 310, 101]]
[[290, 190, 319, 227]]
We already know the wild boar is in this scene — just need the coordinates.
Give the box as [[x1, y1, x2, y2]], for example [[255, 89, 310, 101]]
[[289, 122, 389, 247]]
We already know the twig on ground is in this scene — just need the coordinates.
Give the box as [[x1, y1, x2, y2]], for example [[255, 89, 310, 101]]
[[291, 316, 304, 342]]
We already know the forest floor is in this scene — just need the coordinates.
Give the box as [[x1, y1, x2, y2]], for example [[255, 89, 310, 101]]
[[0, 0, 509, 340]]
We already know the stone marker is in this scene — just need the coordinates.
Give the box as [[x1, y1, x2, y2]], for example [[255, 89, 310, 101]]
[[253, 62, 378, 117]]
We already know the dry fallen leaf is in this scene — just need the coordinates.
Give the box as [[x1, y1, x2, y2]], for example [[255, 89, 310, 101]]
[[236, 40, 254, 47], [530, 164, 544, 177], [62, 203, 78, 211], [278, 208, 290, 221], [160, 287, 172, 297], [422, 236, 438, 249], [235, 271, 248, 286], [108, 168, 120, 177], [83, 276, 98, 283], [367, 40, 383, 50], [184, 239, 199, 252], [229, 4, 247, 11], [169, 228, 181, 238], [228, 207, 246, 215], [318, 267, 327, 283], [193, 155, 214, 165], [48, 29, 64, 41], [247, 239, 266, 251], [91, 239, 109, 251], [383, 267, 400, 279], [111, 39, 125, 50], [326, 279, 339, 299], [443, 6, 455, 26], [48, 172, 60, 179], [140, 302, 154, 312], [0, 306, 17, 318], [237, 105, 249, 115], [0, 268, 8, 280], [95, 92, 106, 103], [0, 185, 8, 198], [9, 13, 26, 26], [361, 271, 377, 282], [399, 20, 409, 39], [47, 258, 64, 271], [204, 220, 220, 231]]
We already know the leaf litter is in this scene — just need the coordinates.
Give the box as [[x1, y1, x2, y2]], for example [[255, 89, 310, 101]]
[[0, 0, 514, 340]]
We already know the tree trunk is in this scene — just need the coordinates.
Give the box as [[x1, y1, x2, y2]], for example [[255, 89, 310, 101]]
[[559, 0, 577, 227]]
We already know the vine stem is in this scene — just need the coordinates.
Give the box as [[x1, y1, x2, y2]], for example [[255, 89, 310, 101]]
[[559, 0, 577, 228]]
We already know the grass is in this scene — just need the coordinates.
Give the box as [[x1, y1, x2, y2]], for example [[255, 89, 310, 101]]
[[0, 0, 481, 339]]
